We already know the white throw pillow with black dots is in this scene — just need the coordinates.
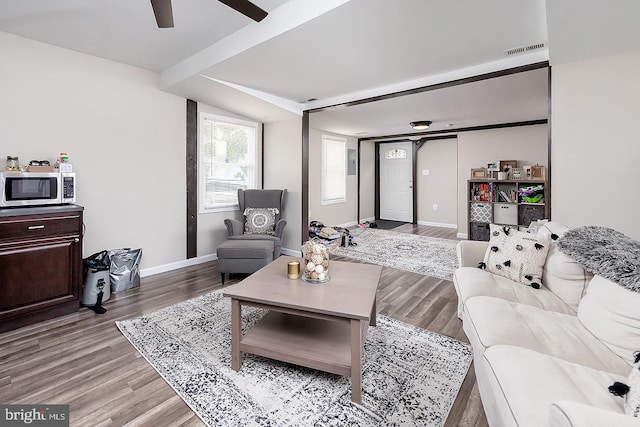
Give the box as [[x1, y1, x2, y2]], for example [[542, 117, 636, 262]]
[[481, 224, 551, 288]]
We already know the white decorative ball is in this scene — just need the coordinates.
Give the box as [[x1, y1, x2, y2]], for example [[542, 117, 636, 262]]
[[314, 264, 324, 274], [306, 262, 315, 272]]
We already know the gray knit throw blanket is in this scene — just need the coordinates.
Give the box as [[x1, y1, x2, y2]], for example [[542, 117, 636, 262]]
[[557, 226, 640, 293]]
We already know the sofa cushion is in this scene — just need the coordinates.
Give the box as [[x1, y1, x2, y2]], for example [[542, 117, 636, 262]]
[[536, 222, 594, 311], [453, 267, 575, 316], [549, 401, 640, 427], [481, 345, 626, 427], [483, 224, 551, 289], [464, 296, 631, 375], [578, 275, 640, 366], [542, 243, 592, 312]]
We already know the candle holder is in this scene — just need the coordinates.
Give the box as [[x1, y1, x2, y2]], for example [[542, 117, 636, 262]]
[[287, 261, 300, 279]]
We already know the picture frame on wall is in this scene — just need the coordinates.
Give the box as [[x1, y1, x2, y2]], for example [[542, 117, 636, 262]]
[[499, 160, 518, 173], [471, 168, 486, 179], [486, 162, 498, 171], [531, 165, 546, 180], [511, 168, 523, 180]]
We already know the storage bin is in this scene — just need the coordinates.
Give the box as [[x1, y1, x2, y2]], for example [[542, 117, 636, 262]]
[[518, 204, 545, 227], [469, 222, 490, 241], [493, 203, 517, 225], [470, 203, 492, 223]]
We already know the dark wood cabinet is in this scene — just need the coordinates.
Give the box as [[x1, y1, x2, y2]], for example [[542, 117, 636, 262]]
[[0, 205, 84, 333]]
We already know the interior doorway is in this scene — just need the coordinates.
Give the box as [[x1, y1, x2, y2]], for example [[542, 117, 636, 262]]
[[379, 142, 413, 222]]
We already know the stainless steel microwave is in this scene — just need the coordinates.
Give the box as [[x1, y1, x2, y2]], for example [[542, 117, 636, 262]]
[[0, 171, 76, 207]]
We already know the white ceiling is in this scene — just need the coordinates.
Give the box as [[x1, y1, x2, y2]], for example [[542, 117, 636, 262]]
[[1, 0, 638, 138], [0, 0, 289, 71]]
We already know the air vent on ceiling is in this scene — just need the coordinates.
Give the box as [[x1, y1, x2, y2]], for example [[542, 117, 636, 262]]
[[504, 42, 546, 56]]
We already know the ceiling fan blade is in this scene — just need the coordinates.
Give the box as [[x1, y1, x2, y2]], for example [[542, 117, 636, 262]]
[[218, 0, 268, 22], [150, 0, 174, 28]]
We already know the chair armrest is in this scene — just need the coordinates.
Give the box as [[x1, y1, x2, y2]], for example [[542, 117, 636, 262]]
[[549, 401, 635, 427], [224, 218, 244, 236], [275, 219, 287, 239], [457, 240, 488, 268]]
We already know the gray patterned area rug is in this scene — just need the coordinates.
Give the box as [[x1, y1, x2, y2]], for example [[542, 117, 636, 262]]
[[116, 291, 472, 427], [331, 229, 458, 280]]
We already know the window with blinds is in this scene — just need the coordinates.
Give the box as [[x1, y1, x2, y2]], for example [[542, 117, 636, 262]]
[[321, 135, 346, 205]]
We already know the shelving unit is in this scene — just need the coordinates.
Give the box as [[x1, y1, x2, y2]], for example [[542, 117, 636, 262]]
[[468, 179, 548, 241]]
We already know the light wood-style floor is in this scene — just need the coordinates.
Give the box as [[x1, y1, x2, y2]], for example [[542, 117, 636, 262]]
[[0, 224, 488, 427]]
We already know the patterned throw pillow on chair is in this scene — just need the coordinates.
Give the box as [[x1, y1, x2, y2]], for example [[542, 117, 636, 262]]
[[244, 208, 279, 235], [480, 223, 551, 289]]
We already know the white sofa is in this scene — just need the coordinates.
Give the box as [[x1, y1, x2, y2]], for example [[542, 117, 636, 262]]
[[454, 222, 640, 426]]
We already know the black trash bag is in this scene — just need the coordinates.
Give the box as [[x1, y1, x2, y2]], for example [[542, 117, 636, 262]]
[[108, 248, 142, 293], [82, 250, 111, 314]]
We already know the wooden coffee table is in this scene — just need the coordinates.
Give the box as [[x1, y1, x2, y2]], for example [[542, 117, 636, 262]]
[[223, 255, 382, 403]]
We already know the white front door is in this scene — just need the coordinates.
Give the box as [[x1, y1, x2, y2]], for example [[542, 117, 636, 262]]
[[379, 142, 413, 222]]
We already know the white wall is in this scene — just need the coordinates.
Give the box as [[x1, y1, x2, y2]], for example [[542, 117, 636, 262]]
[[263, 118, 303, 252], [457, 125, 548, 236], [308, 129, 358, 227], [417, 137, 458, 227], [359, 141, 375, 222], [551, 49, 640, 240], [0, 32, 186, 270]]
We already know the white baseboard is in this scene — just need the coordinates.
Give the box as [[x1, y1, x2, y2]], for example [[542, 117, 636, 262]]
[[140, 253, 217, 278], [280, 247, 300, 256], [359, 217, 375, 224], [417, 220, 458, 229], [140, 248, 305, 278], [141, 221, 467, 278], [335, 220, 358, 228]]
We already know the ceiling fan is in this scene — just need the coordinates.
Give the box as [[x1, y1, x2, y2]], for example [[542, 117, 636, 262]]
[[150, 0, 268, 28]]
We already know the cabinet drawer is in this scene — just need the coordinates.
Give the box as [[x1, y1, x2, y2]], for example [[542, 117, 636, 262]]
[[493, 203, 517, 225], [0, 213, 81, 241]]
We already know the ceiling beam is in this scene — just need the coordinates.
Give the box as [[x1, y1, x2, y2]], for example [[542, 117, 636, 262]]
[[160, 0, 352, 90], [358, 119, 548, 142], [199, 75, 303, 115], [304, 51, 549, 112]]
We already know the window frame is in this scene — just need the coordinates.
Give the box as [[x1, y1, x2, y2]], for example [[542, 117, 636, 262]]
[[321, 135, 347, 205], [198, 113, 261, 214], [385, 148, 408, 160]]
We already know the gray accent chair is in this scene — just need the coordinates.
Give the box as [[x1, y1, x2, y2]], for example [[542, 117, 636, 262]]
[[218, 189, 287, 283]]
